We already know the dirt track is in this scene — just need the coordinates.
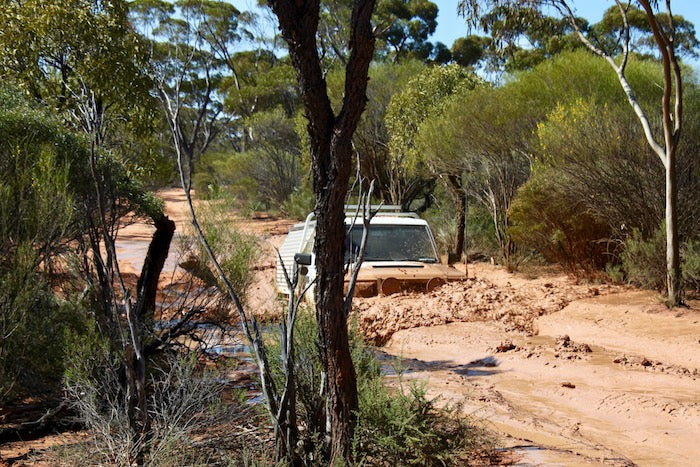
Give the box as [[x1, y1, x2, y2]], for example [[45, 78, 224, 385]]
[[375, 268, 699, 466], [143, 190, 699, 465], [15, 188, 694, 466]]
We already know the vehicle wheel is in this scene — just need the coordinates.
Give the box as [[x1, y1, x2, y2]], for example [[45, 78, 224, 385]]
[[380, 277, 401, 295], [426, 277, 445, 292]]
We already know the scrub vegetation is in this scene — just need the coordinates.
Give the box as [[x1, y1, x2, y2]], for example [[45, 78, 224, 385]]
[[0, 0, 697, 465]]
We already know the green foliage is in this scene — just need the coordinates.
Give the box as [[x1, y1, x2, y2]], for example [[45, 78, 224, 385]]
[[592, 5, 698, 59], [222, 52, 298, 118], [620, 227, 667, 291], [477, 51, 700, 272], [510, 171, 612, 274], [340, 60, 427, 206], [450, 35, 491, 68], [682, 239, 700, 293], [416, 74, 533, 263], [457, 1, 698, 71], [354, 379, 493, 465], [316, 0, 441, 66], [422, 201, 458, 258], [375, 0, 438, 61], [387, 63, 483, 171], [266, 309, 379, 459], [267, 310, 494, 465], [282, 184, 316, 220], [186, 197, 259, 304], [194, 108, 303, 209], [0, 0, 153, 120], [604, 262, 625, 285], [529, 60, 700, 240], [385, 63, 483, 212], [0, 93, 88, 401], [0, 245, 82, 401], [0, 86, 161, 401]]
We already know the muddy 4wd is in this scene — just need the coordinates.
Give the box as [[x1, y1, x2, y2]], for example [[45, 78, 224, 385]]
[[276, 206, 465, 300]]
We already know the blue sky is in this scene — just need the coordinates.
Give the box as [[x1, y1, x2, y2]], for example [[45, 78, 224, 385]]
[[432, 1, 700, 45], [232, 0, 700, 69], [432, 0, 700, 70]]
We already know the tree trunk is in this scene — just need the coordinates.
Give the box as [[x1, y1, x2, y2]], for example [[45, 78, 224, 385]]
[[268, 0, 375, 461], [314, 143, 358, 462], [665, 152, 681, 305], [269, 0, 375, 462], [135, 215, 175, 321], [447, 175, 466, 260]]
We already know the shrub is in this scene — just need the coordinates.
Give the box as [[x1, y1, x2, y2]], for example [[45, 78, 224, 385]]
[[282, 183, 315, 220], [620, 226, 666, 291], [0, 245, 78, 401], [183, 196, 260, 305], [267, 309, 495, 464], [510, 172, 613, 275], [64, 341, 245, 466], [682, 239, 700, 294], [354, 379, 494, 466]]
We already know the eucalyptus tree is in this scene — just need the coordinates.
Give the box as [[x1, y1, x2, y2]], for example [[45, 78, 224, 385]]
[[375, 0, 438, 61], [0, 2, 184, 460], [417, 82, 534, 264], [315, 0, 441, 67], [267, 0, 376, 461], [591, 4, 698, 59], [450, 35, 492, 67], [460, 0, 694, 305], [386, 64, 483, 258], [324, 60, 426, 205]]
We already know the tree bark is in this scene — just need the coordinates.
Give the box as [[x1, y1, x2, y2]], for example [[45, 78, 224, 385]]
[[447, 175, 466, 261], [665, 151, 681, 304], [268, 0, 376, 462], [562, 0, 684, 305], [135, 215, 175, 321]]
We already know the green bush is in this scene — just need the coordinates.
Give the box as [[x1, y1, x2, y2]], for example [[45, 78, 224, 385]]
[[682, 239, 700, 294], [620, 226, 666, 291], [184, 196, 260, 305], [0, 106, 88, 401], [510, 171, 612, 274], [0, 245, 79, 401], [282, 184, 315, 221], [267, 309, 495, 465], [354, 379, 494, 466]]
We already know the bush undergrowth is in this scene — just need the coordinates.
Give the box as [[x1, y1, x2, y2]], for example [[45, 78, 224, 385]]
[[268, 309, 496, 465]]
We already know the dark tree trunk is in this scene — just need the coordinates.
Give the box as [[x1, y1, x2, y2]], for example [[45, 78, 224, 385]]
[[125, 342, 148, 466], [127, 214, 174, 465], [135, 215, 175, 320], [268, 0, 376, 462], [447, 175, 466, 261]]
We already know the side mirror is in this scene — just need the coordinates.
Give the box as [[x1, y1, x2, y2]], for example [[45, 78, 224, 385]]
[[294, 253, 312, 266]]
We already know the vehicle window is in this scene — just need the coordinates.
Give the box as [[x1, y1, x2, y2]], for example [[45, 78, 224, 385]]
[[344, 225, 438, 262]]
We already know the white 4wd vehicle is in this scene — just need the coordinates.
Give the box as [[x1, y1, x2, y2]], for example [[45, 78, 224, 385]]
[[276, 207, 465, 299]]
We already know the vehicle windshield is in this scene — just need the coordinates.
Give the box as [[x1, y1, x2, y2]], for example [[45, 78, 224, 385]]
[[344, 224, 438, 263]]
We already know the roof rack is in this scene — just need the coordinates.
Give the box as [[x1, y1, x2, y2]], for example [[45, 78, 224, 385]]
[[344, 204, 402, 212], [343, 204, 419, 219]]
